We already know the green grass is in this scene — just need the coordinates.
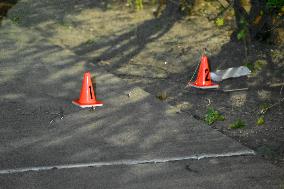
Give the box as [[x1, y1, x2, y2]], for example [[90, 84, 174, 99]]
[[229, 119, 246, 129], [204, 107, 225, 125]]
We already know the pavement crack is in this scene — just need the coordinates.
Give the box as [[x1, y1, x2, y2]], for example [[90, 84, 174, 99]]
[[0, 150, 255, 175]]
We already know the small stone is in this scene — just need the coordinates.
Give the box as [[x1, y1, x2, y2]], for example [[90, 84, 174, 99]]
[[263, 139, 267, 142]]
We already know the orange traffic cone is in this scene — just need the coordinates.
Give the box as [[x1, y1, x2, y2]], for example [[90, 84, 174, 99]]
[[187, 55, 219, 89], [72, 72, 103, 108]]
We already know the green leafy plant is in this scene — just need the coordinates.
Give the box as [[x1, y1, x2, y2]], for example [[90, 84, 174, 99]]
[[127, 0, 143, 10], [244, 59, 267, 76], [229, 119, 246, 129], [204, 107, 225, 125], [256, 115, 265, 126], [237, 17, 249, 40], [237, 18, 248, 40], [215, 17, 224, 27], [244, 62, 254, 72], [256, 103, 270, 126], [237, 17, 250, 60], [266, 0, 284, 9], [254, 60, 267, 72], [237, 29, 247, 40]]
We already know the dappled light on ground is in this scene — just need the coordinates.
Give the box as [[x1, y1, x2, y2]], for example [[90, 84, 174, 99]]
[[0, 0, 283, 171]]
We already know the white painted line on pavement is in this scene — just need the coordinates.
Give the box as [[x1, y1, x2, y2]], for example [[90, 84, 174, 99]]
[[0, 150, 255, 175]]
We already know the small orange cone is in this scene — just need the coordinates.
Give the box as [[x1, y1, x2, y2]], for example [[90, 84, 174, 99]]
[[72, 72, 103, 108], [187, 55, 219, 89]]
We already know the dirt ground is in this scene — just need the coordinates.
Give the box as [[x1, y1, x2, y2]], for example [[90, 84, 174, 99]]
[[3, 0, 284, 167]]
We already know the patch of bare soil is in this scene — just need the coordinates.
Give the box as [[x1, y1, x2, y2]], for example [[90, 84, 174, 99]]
[[109, 4, 283, 167]]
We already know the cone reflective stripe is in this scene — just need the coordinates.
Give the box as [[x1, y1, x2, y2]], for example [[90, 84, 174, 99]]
[[187, 55, 219, 89], [72, 72, 103, 108]]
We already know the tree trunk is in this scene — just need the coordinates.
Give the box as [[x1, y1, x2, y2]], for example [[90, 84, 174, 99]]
[[233, 0, 280, 43]]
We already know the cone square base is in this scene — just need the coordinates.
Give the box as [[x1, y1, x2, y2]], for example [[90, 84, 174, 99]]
[[72, 99, 103, 108], [187, 82, 219, 89]]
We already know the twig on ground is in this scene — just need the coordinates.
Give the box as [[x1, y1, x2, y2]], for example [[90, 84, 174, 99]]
[[280, 84, 283, 96], [49, 108, 64, 126], [259, 97, 284, 115], [269, 82, 284, 88], [222, 88, 249, 92]]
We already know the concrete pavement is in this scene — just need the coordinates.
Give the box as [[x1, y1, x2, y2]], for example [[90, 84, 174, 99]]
[[0, 156, 283, 189]]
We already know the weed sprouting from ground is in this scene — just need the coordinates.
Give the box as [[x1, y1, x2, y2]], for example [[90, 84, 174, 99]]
[[204, 107, 225, 125], [215, 17, 224, 27], [244, 59, 267, 76], [256, 115, 265, 126], [229, 119, 246, 129], [256, 103, 271, 126], [127, 0, 143, 10]]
